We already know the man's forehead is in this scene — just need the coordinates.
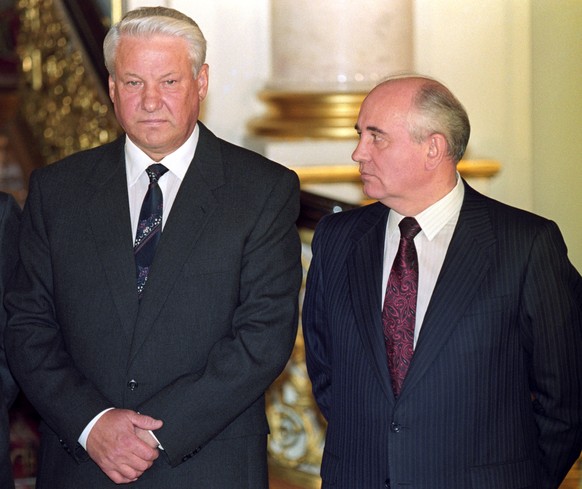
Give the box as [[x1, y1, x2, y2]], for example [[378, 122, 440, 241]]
[[358, 94, 410, 128]]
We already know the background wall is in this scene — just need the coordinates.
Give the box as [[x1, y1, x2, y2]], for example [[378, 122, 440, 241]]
[[531, 0, 582, 272], [127, 0, 582, 270]]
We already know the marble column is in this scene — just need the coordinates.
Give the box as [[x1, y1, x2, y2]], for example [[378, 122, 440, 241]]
[[247, 0, 413, 206], [249, 0, 413, 142], [269, 0, 413, 93]]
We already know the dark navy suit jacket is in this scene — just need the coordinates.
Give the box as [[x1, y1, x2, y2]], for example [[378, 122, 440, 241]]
[[303, 182, 582, 489], [5, 124, 302, 488]]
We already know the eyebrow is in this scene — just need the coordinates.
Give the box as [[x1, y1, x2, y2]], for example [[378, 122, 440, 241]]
[[122, 71, 179, 79], [354, 124, 387, 135]]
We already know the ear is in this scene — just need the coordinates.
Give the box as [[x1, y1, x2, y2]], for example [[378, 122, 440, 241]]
[[425, 133, 447, 171], [108, 75, 116, 104], [196, 64, 210, 102]]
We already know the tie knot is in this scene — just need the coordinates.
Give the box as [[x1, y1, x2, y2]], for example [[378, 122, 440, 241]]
[[399, 217, 421, 240], [146, 164, 169, 184]]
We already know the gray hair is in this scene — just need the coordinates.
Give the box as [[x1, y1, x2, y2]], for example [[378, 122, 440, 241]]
[[103, 6, 207, 79], [409, 78, 471, 163]]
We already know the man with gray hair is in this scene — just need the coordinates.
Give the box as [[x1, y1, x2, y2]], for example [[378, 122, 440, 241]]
[[6, 7, 301, 487], [303, 75, 582, 488]]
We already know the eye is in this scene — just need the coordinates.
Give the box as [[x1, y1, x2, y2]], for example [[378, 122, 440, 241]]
[[125, 80, 142, 90]]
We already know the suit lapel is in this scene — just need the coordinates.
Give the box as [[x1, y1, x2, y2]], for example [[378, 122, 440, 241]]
[[347, 203, 395, 403], [399, 183, 497, 399], [85, 138, 138, 339], [129, 123, 224, 359]]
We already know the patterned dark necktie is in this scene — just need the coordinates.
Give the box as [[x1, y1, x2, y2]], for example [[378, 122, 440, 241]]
[[383, 217, 422, 397], [134, 164, 169, 298]]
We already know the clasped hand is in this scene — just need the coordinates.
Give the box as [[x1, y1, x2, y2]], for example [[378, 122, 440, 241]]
[[86, 408, 163, 484]]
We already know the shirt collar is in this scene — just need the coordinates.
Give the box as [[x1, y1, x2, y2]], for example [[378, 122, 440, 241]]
[[125, 123, 200, 186], [388, 173, 465, 240]]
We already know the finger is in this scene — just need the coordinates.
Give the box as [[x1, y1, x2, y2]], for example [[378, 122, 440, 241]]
[[135, 428, 161, 448], [131, 412, 164, 431], [105, 470, 138, 485], [102, 465, 142, 484], [130, 437, 161, 462], [103, 448, 159, 480]]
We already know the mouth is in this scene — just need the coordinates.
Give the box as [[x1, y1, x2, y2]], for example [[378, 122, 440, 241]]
[[140, 119, 167, 125]]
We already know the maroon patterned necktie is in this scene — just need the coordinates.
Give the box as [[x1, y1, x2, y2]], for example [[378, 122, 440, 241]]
[[383, 217, 422, 397], [134, 164, 169, 298]]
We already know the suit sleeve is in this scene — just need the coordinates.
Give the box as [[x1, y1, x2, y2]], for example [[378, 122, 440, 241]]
[[521, 219, 582, 487], [4, 173, 112, 459], [138, 169, 302, 466], [0, 193, 20, 409], [302, 219, 333, 421]]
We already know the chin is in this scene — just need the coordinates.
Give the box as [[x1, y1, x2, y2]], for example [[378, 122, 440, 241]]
[[362, 185, 383, 201]]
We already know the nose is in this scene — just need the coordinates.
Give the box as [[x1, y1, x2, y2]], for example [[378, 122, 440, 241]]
[[352, 137, 367, 164], [142, 85, 162, 112]]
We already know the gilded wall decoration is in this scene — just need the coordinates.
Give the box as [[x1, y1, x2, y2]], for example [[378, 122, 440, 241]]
[[17, 0, 120, 165]]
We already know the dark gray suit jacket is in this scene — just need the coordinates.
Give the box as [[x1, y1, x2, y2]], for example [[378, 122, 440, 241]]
[[5, 123, 302, 488], [303, 182, 582, 489], [0, 192, 19, 489]]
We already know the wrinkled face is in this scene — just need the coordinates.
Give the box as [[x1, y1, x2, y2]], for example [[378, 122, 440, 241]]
[[109, 34, 208, 161], [352, 83, 431, 211]]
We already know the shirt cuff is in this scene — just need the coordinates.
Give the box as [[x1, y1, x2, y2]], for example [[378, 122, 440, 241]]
[[149, 430, 164, 450], [78, 407, 115, 450]]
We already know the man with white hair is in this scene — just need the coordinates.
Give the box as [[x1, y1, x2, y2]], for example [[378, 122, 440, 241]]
[[6, 7, 301, 487]]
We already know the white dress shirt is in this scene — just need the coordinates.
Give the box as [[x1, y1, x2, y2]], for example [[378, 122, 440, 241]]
[[126, 124, 199, 239], [78, 125, 200, 450], [382, 175, 465, 348]]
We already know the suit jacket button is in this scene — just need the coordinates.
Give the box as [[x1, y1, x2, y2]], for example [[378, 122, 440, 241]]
[[385, 479, 391, 488], [390, 422, 401, 433], [127, 379, 138, 390]]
